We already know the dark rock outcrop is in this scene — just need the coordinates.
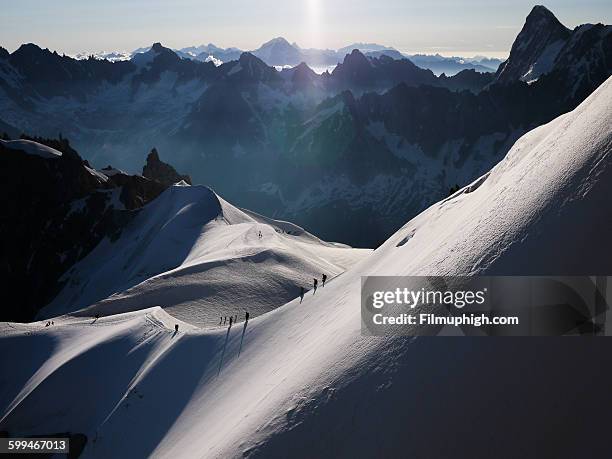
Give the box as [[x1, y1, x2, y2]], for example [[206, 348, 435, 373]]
[[142, 148, 192, 187], [0, 138, 188, 322], [438, 69, 495, 93]]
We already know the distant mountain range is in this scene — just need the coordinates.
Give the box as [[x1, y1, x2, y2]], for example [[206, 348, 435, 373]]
[[72, 37, 503, 76], [406, 54, 502, 75], [0, 5, 610, 249]]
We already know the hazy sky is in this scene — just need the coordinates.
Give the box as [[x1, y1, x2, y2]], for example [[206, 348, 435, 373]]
[[1, 1, 611, 57]]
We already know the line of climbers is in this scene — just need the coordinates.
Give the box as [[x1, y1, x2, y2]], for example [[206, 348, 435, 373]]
[[175, 271, 331, 333], [300, 273, 327, 302], [219, 311, 250, 328]]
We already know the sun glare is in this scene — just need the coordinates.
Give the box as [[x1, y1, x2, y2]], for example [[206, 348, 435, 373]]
[[307, 0, 321, 49]]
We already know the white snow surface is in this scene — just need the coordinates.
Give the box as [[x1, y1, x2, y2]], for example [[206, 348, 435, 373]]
[[1, 77, 612, 458], [73, 51, 132, 62], [0, 139, 62, 158], [38, 184, 370, 326], [204, 55, 223, 66]]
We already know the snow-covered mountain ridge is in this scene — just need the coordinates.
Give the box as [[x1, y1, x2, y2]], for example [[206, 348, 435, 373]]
[[1, 74, 611, 459], [80, 38, 500, 74], [39, 183, 370, 325], [0, 6, 609, 248]]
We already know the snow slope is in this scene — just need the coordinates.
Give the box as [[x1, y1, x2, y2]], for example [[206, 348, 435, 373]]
[[2, 77, 612, 457], [38, 184, 370, 326]]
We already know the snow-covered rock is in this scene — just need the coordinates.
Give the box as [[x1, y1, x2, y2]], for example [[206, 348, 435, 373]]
[[73, 51, 132, 62]]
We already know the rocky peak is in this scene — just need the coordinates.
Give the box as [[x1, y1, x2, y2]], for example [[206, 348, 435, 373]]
[[238, 52, 261, 65], [151, 42, 165, 53], [521, 5, 570, 41], [526, 5, 561, 24], [344, 49, 372, 67], [261, 37, 292, 48], [142, 148, 192, 187], [231, 52, 279, 82], [0, 136, 170, 321], [293, 62, 317, 79], [495, 5, 571, 84], [12, 43, 44, 58], [289, 62, 320, 91], [329, 49, 375, 86]]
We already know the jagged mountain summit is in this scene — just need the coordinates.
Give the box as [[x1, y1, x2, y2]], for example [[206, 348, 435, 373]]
[[130, 43, 242, 63], [142, 148, 192, 186], [1, 6, 610, 248], [77, 40, 502, 75], [2, 74, 611, 459], [251, 37, 304, 66], [179, 43, 242, 63], [124, 39, 403, 68], [495, 5, 611, 85], [496, 5, 571, 83], [328, 49, 439, 90]]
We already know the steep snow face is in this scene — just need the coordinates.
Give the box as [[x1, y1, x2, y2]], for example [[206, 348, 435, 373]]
[[38, 184, 370, 325], [0, 139, 62, 158], [3, 79, 611, 457]]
